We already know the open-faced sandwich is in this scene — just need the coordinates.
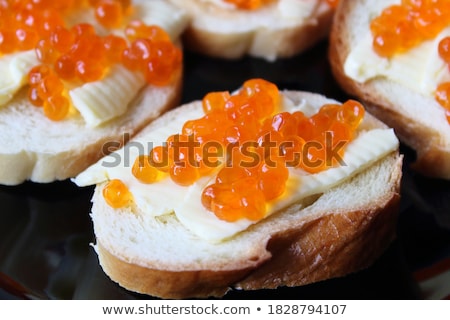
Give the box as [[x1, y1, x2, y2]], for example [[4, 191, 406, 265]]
[[167, 0, 338, 61], [74, 78, 403, 298], [329, 0, 450, 179], [0, 0, 188, 185]]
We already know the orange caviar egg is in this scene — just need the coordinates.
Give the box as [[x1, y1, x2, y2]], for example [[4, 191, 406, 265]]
[[435, 82, 450, 110], [49, 26, 75, 53], [75, 58, 104, 82], [122, 38, 152, 71], [326, 0, 339, 8], [94, 0, 124, 29], [202, 91, 231, 114], [145, 41, 182, 86], [28, 64, 51, 85], [280, 135, 305, 166], [15, 28, 39, 50], [243, 78, 280, 111], [336, 99, 365, 130], [37, 9, 65, 38], [301, 139, 328, 174], [257, 159, 289, 201], [266, 112, 298, 137], [149, 145, 170, 173], [43, 94, 70, 121], [164, 133, 202, 186], [70, 23, 95, 39], [54, 54, 76, 80], [35, 38, 59, 64], [0, 29, 18, 54], [132, 155, 159, 184], [37, 73, 64, 98], [169, 162, 200, 186], [103, 34, 127, 63], [223, 0, 273, 10], [216, 166, 251, 184], [201, 182, 266, 222], [28, 87, 44, 107], [103, 179, 132, 209], [438, 37, 450, 63]]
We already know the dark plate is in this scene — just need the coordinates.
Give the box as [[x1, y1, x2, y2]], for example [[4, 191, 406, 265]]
[[1, 42, 449, 300]]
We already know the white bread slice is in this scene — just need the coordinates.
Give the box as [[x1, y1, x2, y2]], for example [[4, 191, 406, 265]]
[[0, 78, 181, 185], [0, 0, 187, 186], [329, 0, 450, 179], [81, 90, 402, 299], [167, 0, 335, 61]]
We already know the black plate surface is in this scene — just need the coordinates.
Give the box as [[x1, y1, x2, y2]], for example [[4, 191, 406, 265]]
[[1, 42, 449, 300]]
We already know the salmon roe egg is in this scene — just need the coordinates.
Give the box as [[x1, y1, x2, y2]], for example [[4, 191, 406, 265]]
[[201, 181, 266, 222], [257, 159, 289, 201], [435, 82, 450, 111], [149, 145, 170, 173], [326, 0, 339, 8], [438, 37, 450, 63], [202, 91, 231, 114], [94, 0, 124, 29], [43, 94, 70, 121], [223, 0, 273, 10], [103, 179, 132, 209], [132, 155, 160, 184], [169, 162, 200, 187]]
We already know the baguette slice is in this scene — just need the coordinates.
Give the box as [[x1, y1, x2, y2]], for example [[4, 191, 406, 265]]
[[0, 0, 186, 186], [76, 90, 402, 299], [329, 0, 450, 179], [168, 0, 335, 61]]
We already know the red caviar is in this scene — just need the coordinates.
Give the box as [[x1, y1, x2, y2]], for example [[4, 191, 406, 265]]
[[223, 0, 274, 10], [371, 1, 450, 124], [128, 79, 365, 221], [1, 0, 181, 122], [132, 155, 160, 184], [326, 0, 339, 8], [103, 179, 133, 208], [370, 1, 450, 57]]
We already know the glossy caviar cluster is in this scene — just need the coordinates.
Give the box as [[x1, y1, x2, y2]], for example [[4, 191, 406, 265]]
[[103, 79, 365, 222], [371, 0, 450, 125], [370, 0, 450, 57], [0, 0, 181, 121]]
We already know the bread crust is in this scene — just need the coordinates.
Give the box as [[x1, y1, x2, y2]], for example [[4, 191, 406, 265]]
[[169, 0, 334, 61], [236, 189, 400, 290], [328, 0, 450, 179], [87, 91, 403, 299], [96, 182, 401, 299]]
